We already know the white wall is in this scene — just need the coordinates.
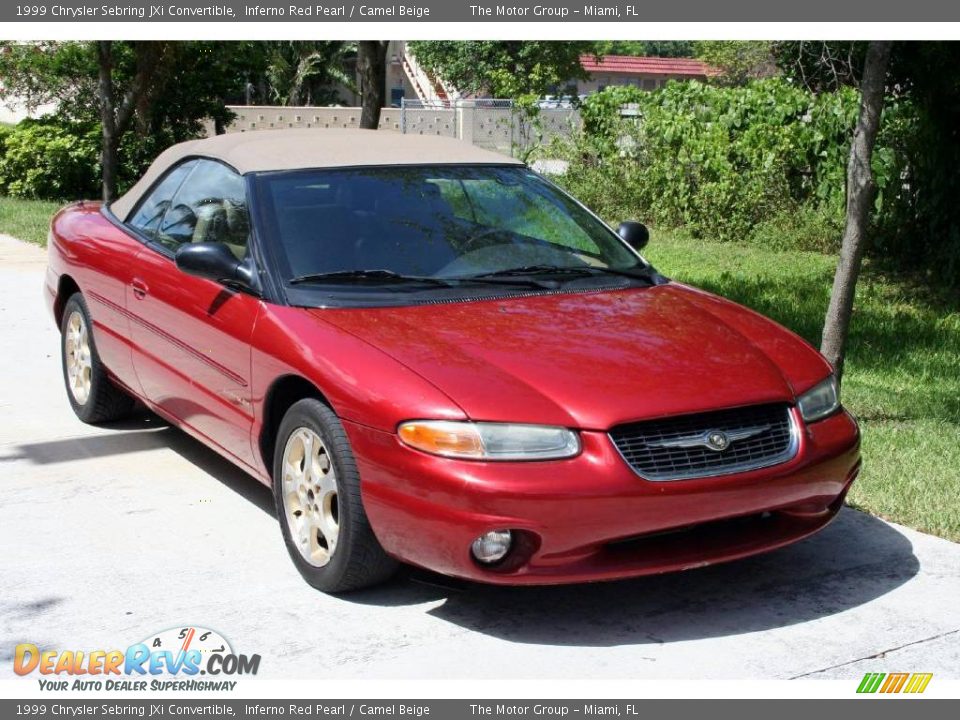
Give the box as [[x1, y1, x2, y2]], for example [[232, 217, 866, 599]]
[[219, 105, 460, 137]]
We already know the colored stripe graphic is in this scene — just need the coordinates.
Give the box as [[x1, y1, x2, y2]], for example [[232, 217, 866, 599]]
[[881, 673, 910, 693], [904, 673, 933, 694], [857, 672, 932, 694], [857, 673, 886, 693]]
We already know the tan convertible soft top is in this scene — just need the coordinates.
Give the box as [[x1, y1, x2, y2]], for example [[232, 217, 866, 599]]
[[110, 128, 524, 220]]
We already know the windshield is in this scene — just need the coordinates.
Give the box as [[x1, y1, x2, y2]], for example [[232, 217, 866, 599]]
[[256, 165, 643, 285]]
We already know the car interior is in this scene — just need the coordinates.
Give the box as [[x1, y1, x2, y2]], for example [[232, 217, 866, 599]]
[[274, 177, 463, 277]]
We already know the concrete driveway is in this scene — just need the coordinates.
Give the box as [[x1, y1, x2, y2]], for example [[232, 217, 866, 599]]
[[1, 233, 958, 681]]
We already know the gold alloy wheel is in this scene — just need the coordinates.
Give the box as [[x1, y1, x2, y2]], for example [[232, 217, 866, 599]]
[[64, 310, 92, 406], [281, 427, 340, 567]]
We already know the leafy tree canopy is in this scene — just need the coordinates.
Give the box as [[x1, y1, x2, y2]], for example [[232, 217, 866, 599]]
[[0, 41, 360, 195], [774, 41, 960, 283], [259, 41, 356, 106], [407, 41, 593, 99], [694, 41, 777, 85], [0, 41, 255, 133], [592, 41, 696, 58], [0, 40, 358, 131]]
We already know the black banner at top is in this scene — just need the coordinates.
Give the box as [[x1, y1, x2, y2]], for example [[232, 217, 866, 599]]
[[3, 0, 960, 23]]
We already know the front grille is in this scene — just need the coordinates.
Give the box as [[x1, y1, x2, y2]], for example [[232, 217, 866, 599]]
[[609, 403, 797, 481]]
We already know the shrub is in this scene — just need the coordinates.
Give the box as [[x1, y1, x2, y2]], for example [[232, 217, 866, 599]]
[[0, 113, 218, 202], [552, 79, 871, 243], [578, 85, 646, 144], [0, 118, 101, 200], [870, 97, 960, 286], [749, 204, 845, 254], [0, 123, 13, 157]]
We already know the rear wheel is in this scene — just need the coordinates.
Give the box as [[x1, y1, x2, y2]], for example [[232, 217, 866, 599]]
[[273, 398, 398, 592], [60, 293, 134, 424]]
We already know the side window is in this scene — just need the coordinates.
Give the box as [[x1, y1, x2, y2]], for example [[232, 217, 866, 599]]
[[126, 160, 196, 238], [155, 160, 250, 259]]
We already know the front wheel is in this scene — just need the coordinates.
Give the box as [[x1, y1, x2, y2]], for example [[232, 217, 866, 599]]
[[273, 398, 398, 593], [60, 293, 134, 424]]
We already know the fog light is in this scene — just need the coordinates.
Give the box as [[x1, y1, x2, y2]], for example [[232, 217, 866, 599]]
[[471, 530, 513, 565]]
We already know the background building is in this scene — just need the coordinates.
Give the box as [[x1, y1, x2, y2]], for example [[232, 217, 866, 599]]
[[575, 55, 714, 93]]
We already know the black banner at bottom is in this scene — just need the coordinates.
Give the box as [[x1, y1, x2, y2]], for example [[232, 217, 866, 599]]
[[1, 700, 957, 720]]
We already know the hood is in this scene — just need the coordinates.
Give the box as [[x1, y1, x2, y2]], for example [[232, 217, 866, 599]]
[[313, 284, 830, 430]]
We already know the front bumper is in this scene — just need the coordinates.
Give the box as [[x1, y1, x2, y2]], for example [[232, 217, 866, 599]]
[[347, 409, 861, 585]]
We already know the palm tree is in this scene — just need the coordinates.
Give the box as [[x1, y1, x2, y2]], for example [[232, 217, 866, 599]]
[[263, 42, 356, 106]]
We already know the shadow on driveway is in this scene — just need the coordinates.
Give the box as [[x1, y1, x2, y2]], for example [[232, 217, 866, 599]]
[[6, 410, 919, 649], [351, 516, 919, 648], [3, 408, 276, 516], [342, 509, 919, 647]]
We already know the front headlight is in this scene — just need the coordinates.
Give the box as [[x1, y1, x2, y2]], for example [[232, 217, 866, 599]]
[[797, 375, 840, 422], [398, 420, 581, 460]]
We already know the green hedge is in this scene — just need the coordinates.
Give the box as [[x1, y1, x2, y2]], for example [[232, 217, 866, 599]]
[[0, 116, 179, 202], [552, 79, 960, 286], [0, 118, 101, 200], [0, 123, 12, 153], [555, 79, 876, 246]]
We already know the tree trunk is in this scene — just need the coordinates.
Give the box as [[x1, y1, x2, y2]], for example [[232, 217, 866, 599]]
[[95, 42, 165, 202], [820, 41, 893, 379], [357, 41, 389, 130], [96, 41, 118, 203]]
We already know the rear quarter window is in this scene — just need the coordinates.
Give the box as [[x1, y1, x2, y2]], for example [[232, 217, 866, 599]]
[[126, 160, 197, 237]]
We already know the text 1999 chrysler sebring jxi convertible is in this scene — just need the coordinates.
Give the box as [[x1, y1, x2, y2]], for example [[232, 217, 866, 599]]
[[46, 129, 860, 592]]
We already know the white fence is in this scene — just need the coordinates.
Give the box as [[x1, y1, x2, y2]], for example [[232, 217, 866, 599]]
[[219, 102, 579, 159], [220, 105, 406, 133]]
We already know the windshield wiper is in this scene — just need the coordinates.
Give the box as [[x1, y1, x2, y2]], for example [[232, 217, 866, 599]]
[[586, 265, 658, 282], [288, 269, 456, 287], [463, 264, 656, 284], [456, 273, 558, 290], [290, 267, 590, 292]]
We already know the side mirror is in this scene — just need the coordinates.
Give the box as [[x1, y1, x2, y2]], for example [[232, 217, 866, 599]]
[[175, 242, 252, 287], [618, 221, 649, 251]]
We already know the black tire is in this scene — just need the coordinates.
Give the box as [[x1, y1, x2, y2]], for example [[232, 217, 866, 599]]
[[60, 293, 135, 424], [272, 398, 398, 593]]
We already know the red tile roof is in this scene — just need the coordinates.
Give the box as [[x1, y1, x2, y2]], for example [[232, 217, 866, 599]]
[[580, 55, 713, 77]]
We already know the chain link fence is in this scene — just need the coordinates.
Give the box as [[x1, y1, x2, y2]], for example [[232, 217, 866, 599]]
[[398, 98, 458, 138], [461, 98, 516, 155]]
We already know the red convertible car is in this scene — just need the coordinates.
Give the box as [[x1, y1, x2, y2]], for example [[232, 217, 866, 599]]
[[46, 129, 860, 592]]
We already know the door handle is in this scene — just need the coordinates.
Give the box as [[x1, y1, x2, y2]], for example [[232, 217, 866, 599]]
[[131, 279, 149, 300]]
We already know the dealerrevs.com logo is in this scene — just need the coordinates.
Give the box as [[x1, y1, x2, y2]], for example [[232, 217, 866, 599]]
[[14, 626, 260, 692]]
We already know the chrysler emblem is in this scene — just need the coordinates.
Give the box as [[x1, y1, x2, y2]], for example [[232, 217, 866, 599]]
[[705, 431, 730, 451], [645, 424, 770, 453]]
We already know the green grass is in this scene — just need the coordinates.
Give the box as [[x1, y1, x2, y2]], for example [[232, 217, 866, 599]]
[[0, 196, 956, 540], [0, 196, 62, 246], [645, 229, 960, 541]]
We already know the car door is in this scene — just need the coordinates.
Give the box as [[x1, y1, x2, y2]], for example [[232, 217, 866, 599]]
[[87, 159, 199, 397], [64, 210, 147, 396], [126, 159, 261, 470]]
